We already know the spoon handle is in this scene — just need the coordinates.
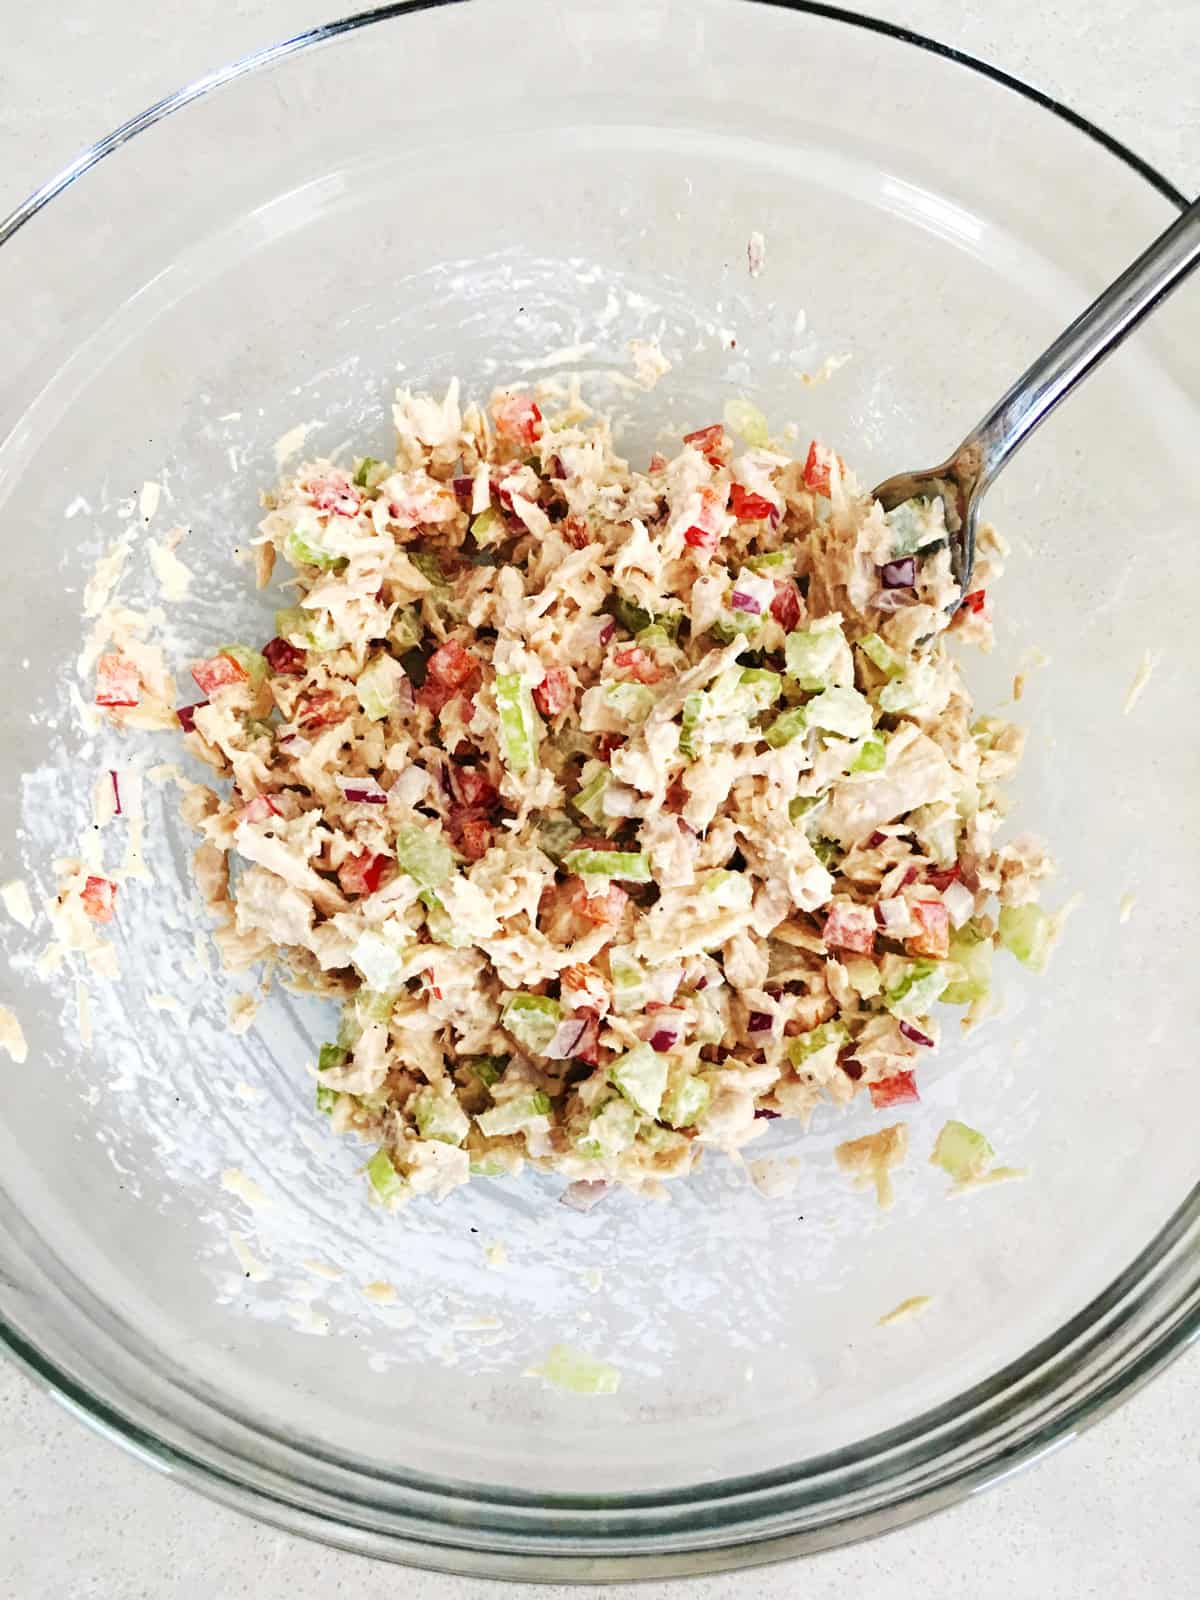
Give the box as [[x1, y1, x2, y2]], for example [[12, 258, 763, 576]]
[[960, 194, 1200, 496]]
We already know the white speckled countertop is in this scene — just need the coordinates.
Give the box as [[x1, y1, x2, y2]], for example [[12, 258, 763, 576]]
[[1, 3, 1197, 1595]]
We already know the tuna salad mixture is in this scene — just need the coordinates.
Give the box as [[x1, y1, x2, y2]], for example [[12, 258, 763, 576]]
[[90, 382, 1058, 1205]]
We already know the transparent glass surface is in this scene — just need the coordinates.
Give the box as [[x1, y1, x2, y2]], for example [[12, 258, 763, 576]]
[[0, 0, 1197, 1579]]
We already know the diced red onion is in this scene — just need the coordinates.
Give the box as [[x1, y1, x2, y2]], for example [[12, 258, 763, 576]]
[[177, 702, 206, 734], [549, 454, 567, 480], [452, 476, 474, 505], [545, 1017, 590, 1059], [899, 1021, 934, 1047], [942, 879, 975, 928], [336, 775, 387, 805], [900, 864, 920, 887], [730, 589, 762, 614], [754, 1107, 781, 1120], [747, 1011, 773, 1033], [872, 588, 915, 612], [841, 1058, 864, 1081], [866, 830, 887, 848], [598, 618, 616, 646], [880, 556, 917, 588], [560, 1180, 611, 1213], [649, 1028, 679, 1053], [109, 771, 122, 816], [277, 732, 312, 756], [875, 896, 912, 934]]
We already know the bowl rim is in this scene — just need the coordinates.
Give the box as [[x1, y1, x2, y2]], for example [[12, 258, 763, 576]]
[[1, 0, 1196, 1579]]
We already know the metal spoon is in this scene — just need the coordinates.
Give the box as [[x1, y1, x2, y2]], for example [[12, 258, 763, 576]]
[[872, 195, 1200, 595]]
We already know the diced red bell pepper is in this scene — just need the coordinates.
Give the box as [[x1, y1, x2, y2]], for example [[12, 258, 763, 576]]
[[95, 654, 141, 708], [571, 880, 629, 926], [533, 666, 573, 716], [802, 440, 840, 497], [452, 765, 498, 811], [682, 422, 727, 465], [612, 645, 662, 684], [572, 1007, 601, 1065], [729, 484, 776, 521], [823, 900, 877, 954], [338, 850, 390, 898], [492, 391, 543, 445], [426, 639, 478, 691], [191, 653, 249, 697], [907, 899, 951, 960], [262, 636, 307, 676], [869, 1070, 919, 1110], [647, 452, 668, 473], [682, 484, 728, 552], [962, 589, 988, 615], [770, 579, 802, 632], [295, 690, 345, 730], [81, 876, 118, 924]]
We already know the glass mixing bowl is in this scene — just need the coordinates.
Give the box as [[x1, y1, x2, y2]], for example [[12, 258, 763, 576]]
[[1, 0, 1197, 1580]]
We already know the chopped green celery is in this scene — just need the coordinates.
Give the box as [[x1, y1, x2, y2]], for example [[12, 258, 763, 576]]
[[609, 1042, 669, 1119], [785, 618, 850, 691], [395, 824, 454, 889], [608, 946, 647, 1015], [941, 925, 993, 1005], [469, 1155, 513, 1177], [788, 793, 825, 825], [930, 1119, 994, 1183], [275, 605, 342, 652], [858, 632, 906, 677], [711, 612, 762, 642], [878, 661, 938, 716], [411, 1085, 470, 1146], [806, 685, 873, 740], [356, 654, 405, 721], [746, 549, 795, 575], [844, 956, 882, 999], [462, 1053, 509, 1087], [765, 706, 808, 748], [788, 1020, 850, 1067], [350, 928, 411, 992], [353, 456, 383, 487], [885, 497, 942, 556], [812, 837, 839, 868], [495, 673, 540, 774], [357, 988, 400, 1025], [998, 903, 1053, 972], [909, 802, 957, 866], [284, 525, 343, 570], [639, 1122, 688, 1154], [736, 667, 783, 711], [476, 1091, 552, 1137], [410, 551, 447, 587], [470, 505, 505, 547], [612, 593, 652, 635], [214, 644, 268, 690], [723, 396, 770, 446], [634, 624, 675, 654], [575, 1097, 640, 1160], [530, 1343, 621, 1396], [572, 766, 611, 826], [242, 717, 275, 742], [884, 958, 950, 1020], [603, 681, 655, 724], [424, 900, 473, 948], [972, 716, 1005, 751], [317, 1042, 347, 1074], [536, 813, 581, 862], [563, 848, 650, 882], [366, 1149, 406, 1203], [660, 1073, 710, 1129], [702, 869, 754, 909], [336, 1006, 362, 1049], [502, 993, 562, 1053], [679, 692, 706, 757], [316, 1084, 339, 1114], [389, 605, 423, 651], [851, 737, 886, 773]]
